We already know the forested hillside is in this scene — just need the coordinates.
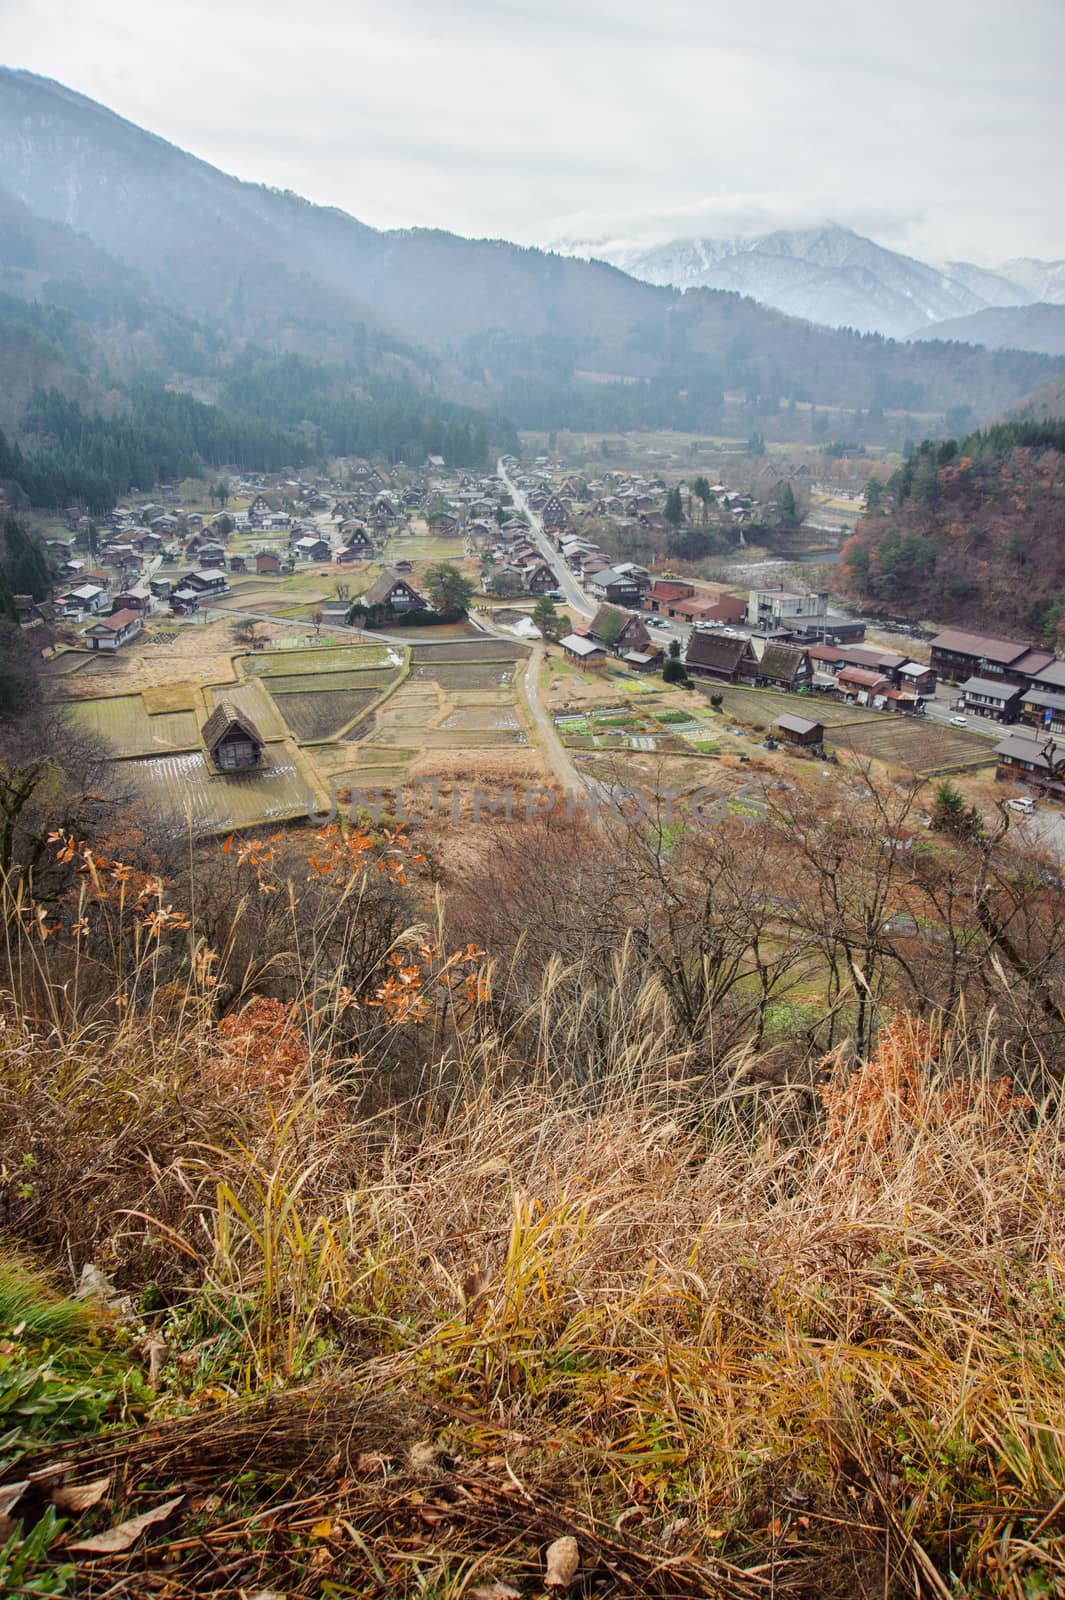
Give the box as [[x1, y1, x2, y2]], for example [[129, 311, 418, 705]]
[[839, 421, 1065, 636], [2, 69, 1063, 443]]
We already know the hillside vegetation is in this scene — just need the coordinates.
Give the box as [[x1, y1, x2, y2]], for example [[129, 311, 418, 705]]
[[0, 640, 1063, 1594], [840, 421, 1065, 636], [1, 70, 1063, 444]]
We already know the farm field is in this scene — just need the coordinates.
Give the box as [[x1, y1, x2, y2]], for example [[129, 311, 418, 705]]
[[708, 684, 880, 728], [408, 641, 529, 665], [824, 719, 994, 775], [410, 663, 517, 690], [709, 683, 994, 775], [243, 644, 402, 676], [66, 694, 201, 758], [266, 688, 380, 741], [122, 745, 312, 834]]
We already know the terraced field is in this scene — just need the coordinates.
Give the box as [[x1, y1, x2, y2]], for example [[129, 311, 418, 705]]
[[408, 641, 529, 665], [824, 719, 994, 775], [709, 683, 994, 775], [66, 695, 200, 757], [708, 685, 877, 728], [244, 644, 403, 676], [410, 663, 517, 690], [267, 688, 380, 741], [123, 745, 311, 834]]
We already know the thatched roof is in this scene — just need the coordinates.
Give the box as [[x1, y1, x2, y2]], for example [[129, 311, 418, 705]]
[[202, 701, 264, 752]]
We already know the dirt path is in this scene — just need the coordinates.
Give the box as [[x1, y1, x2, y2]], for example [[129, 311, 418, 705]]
[[518, 644, 587, 794]]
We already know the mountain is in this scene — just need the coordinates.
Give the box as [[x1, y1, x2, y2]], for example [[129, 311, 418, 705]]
[[912, 304, 1065, 358], [998, 258, 1065, 304], [0, 69, 1063, 445], [942, 260, 1033, 308], [561, 225, 998, 338]]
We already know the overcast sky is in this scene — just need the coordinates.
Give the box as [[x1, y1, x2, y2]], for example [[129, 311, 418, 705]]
[[2, 0, 1063, 263]]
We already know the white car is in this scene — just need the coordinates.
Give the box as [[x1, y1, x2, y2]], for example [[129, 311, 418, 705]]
[[1008, 796, 1035, 814], [949, 714, 968, 726]]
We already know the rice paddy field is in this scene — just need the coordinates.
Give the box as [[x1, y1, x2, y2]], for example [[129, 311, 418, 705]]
[[266, 688, 381, 741], [824, 718, 994, 775], [711, 684, 995, 774], [121, 745, 312, 834], [66, 694, 201, 757], [243, 644, 403, 676], [408, 641, 529, 665]]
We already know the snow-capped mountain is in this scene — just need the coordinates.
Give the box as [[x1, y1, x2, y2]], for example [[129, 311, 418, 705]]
[[997, 258, 1065, 305], [557, 225, 1055, 341]]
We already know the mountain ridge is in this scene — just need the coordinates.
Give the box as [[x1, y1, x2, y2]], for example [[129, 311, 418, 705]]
[[1, 68, 1062, 443]]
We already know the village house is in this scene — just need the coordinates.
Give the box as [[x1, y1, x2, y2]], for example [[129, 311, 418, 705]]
[[293, 535, 331, 562], [897, 661, 938, 698], [428, 512, 461, 538], [255, 551, 282, 576], [958, 677, 1022, 723], [83, 607, 143, 651], [751, 642, 813, 691], [202, 702, 265, 773], [1020, 688, 1065, 735], [837, 666, 892, 708], [642, 580, 695, 614], [229, 555, 248, 574], [181, 570, 228, 597], [559, 632, 606, 665], [587, 567, 641, 605], [112, 584, 152, 615], [584, 604, 652, 656], [685, 632, 758, 682], [928, 629, 1052, 686], [56, 583, 108, 619], [994, 731, 1065, 798], [360, 569, 428, 612]]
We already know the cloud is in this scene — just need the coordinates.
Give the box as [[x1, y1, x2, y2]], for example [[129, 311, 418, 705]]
[[2, 0, 1062, 262]]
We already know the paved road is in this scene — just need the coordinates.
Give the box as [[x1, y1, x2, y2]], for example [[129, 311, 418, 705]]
[[497, 459, 595, 619]]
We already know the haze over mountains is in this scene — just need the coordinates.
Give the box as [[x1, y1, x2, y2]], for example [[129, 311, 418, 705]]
[[558, 225, 1065, 350], [0, 67, 1063, 449]]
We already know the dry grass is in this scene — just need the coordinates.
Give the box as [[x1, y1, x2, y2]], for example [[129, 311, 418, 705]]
[[0, 986, 1062, 1596]]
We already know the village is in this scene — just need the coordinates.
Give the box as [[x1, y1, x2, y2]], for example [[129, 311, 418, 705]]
[[10, 445, 1065, 844]]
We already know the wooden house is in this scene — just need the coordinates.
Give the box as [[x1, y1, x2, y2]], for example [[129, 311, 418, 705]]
[[83, 608, 143, 651], [360, 570, 428, 612], [202, 702, 265, 772]]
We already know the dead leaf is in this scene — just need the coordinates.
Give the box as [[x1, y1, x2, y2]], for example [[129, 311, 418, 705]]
[[309, 1517, 335, 1539], [52, 1478, 110, 1513], [545, 1534, 580, 1589], [0, 1481, 28, 1517], [68, 1494, 184, 1553], [470, 1584, 521, 1600]]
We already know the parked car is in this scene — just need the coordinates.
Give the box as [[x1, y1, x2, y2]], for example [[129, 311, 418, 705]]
[[949, 714, 968, 726], [1008, 796, 1035, 814]]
